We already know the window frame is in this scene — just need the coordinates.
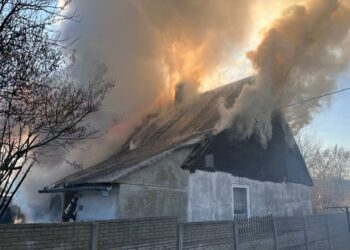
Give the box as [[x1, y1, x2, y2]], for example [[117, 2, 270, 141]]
[[232, 184, 251, 219]]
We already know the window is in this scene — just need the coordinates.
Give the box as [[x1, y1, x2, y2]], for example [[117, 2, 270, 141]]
[[205, 154, 214, 168], [233, 185, 250, 219]]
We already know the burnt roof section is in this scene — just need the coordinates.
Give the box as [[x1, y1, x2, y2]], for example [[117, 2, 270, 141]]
[[48, 75, 313, 189], [51, 76, 255, 187]]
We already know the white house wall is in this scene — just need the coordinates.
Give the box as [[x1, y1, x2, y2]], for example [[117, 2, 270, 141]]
[[76, 186, 119, 221], [187, 170, 312, 222], [73, 147, 312, 222]]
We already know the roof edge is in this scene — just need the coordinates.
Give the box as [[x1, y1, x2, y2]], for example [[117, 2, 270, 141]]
[[42, 136, 206, 190]]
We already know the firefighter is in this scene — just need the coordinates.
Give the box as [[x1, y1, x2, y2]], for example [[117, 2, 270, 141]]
[[62, 194, 78, 222]]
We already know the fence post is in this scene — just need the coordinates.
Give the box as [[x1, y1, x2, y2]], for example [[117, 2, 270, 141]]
[[90, 221, 99, 250], [326, 215, 333, 250], [272, 217, 279, 250], [233, 221, 239, 250], [346, 207, 350, 233], [303, 216, 310, 250], [178, 224, 184, 250]]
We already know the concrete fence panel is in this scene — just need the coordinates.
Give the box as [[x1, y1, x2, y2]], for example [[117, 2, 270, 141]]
[[0, 214, 349, 250], [275, 217, 307, 250], [306, 214, 331, 250], [179, 221, 234, 250], [327, 213, 350, 250], [0, 222, 91, 250], [97, 217, 177, 250]]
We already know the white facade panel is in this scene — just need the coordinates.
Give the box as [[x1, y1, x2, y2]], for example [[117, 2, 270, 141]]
[[187, 170, 312, 222]]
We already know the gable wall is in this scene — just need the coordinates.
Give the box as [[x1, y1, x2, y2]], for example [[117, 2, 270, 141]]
[[117, 148, 192, 221], [191, 118, 313, 186], [187, 170, 312, 222]]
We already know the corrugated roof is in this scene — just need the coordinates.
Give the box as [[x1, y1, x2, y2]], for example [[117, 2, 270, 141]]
[[50, 76, 255, 188]]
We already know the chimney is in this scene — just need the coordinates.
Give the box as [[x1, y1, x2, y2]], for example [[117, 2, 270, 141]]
[[174, 83, 185, 106], [174, 82, 197, 106]]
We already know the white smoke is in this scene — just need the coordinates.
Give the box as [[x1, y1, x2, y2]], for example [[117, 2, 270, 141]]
[[14, 158, 74, 222]]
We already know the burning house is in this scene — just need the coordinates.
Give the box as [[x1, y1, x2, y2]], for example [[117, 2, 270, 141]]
[[40, 76, 313, 222]]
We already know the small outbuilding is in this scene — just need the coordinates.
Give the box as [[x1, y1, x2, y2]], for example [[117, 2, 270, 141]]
[[40, 76, 313, 222]]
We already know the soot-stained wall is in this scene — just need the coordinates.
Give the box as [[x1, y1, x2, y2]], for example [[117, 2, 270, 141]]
[[187, 170, 312, 222]]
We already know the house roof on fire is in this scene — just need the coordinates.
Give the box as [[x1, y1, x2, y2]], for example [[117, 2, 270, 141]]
[[42, 76, 313, 192]]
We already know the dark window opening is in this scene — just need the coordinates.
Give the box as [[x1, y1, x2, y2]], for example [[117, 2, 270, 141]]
[[233, 187, 248, 219]]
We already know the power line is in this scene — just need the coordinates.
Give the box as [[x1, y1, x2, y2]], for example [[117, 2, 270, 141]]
[[282, 86, 350, 109]]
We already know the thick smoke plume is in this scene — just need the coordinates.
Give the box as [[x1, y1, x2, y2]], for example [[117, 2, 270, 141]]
[[216, 0, 350, 147], [60, 0, 262, 165]]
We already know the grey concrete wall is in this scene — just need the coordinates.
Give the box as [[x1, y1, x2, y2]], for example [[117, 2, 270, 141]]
[[118, 148, 192, 221], [76, 185, 119, 221], [187, 170, 312, 222]]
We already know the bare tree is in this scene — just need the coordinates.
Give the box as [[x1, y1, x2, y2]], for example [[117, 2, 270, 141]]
[[0, 0, 113, 218], [296, 132, 350, 212]]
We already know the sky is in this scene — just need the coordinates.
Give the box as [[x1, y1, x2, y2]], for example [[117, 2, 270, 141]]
[[302, 74, 350, 149]]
